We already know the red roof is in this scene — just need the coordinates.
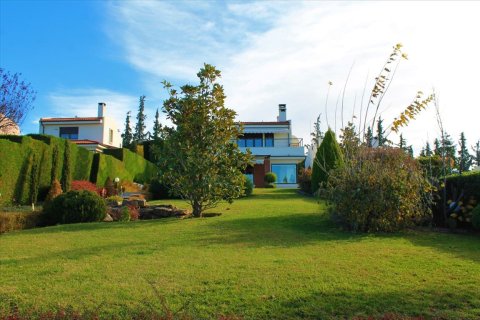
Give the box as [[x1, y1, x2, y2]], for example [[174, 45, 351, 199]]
[[240, 121, 290, 125], [71, 139, 110, 148], [40, 117, 102, 122]]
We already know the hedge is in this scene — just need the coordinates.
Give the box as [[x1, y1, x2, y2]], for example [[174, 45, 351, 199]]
[[0, 135, 158, 205], [445, 170, 480, 201]]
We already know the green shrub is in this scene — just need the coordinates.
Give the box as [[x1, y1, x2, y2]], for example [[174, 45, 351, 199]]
[[472, 205, 480, 230], [43, 190, 106, 225], [311, 129, 344, 194], [120, 206, 131, 222], [328, 147, 432, 233], [243, 177, 253, 196], [298, 167, 312, 194], [148, 178, 178, 199], [446, 171, 480, 201], [61, 140, 72, 192], [264, 172, 276, 184], [0, 211, 43, 234]]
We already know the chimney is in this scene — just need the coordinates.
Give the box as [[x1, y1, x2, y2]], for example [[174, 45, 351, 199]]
[[277, 104, 287, 122], [98, 102, 106, 117]]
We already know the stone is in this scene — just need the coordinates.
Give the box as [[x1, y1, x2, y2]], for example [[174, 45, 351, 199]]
[[139, 205, 190, 220], [103, 214, 113, 222]]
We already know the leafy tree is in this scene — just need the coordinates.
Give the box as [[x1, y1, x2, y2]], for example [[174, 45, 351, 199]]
[[311, 129, 344, 194], [134, 95, 147, 142], [158, 64, 252, 217], [457, 132, 472, 173], [121, 111, 133, 148], [152, 108, 162, 141], [61, 141, 71, 192], [0, 68, 36, 131], [472, 140, 480, 166], [375, 117, 387, 146], [339, 121, 360, 160]]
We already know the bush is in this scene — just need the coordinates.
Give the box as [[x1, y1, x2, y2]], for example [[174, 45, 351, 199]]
[[71, 180, 99, 194], [311, 129, 344, 194], [43, 190, 106, 225], [127, 205, 140, 221], [0, 211, 43, 234], [243, 177, 253, 196], [328, 147, 432, 233], [104, 177, 115, 197], [298, 168, 312, 194], [148, 178, 178, 200], [120, 206, 131, 221], [106, 195, 123, 205], [264, 172, 276, 184], [472, 205, 480, 230], [45, 179, 63, 203]]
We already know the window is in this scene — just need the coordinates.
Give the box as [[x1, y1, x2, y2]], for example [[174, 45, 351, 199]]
[[109, 129, 113, 144], [238, 133, 263, 147], [59, 127, 79, 140], [271, 164, 297, 184], [265, 133, 274, 147]]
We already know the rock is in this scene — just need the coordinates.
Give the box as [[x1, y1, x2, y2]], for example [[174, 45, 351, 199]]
[[103, 214, 113, 222], [122, 199, 147, 208], [139, 205, 190, 219]]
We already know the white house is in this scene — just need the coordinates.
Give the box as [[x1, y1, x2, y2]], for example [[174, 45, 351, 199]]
[[238, 104, 305, 187], [39, 102, 122, 152]]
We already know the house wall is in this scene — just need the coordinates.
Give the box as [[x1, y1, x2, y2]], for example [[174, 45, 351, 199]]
[[102, 117, 122, 148], [42, 123, 104, 142]]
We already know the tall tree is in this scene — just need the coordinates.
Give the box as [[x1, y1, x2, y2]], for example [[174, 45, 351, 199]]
[[365, 126, 373, 147], [158, 64, 252, 217], [152, 108, 162, 141], [310, 113, 323, 149], [457, 132, 472, 173], [433, 138, 441, 156], [472, 140, 480, 167], [0, 68, 36, 131], [399, 134, 407, 151], [134, 95, 147, 142], [121, 111, 133, 148], [425, 141, 432, 157], [375, 117, 387, 146], [61, 141, 71, 192]]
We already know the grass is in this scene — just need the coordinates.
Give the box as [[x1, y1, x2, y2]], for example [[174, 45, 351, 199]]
[[0, 189, 479, 319]]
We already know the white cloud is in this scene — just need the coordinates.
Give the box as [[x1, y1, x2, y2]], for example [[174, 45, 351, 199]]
[[106, 1, 480, 153]]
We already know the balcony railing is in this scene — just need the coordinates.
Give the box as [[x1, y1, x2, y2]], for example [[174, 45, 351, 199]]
[[235, 138, 303, 148]]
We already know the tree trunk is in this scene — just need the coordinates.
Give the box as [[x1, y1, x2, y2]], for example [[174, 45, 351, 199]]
[[192, 200, 202, 218]]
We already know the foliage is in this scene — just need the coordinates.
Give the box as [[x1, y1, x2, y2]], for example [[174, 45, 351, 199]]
[[148, 178, 176, 200], [417, 156, 444, 179], [29, 153, 39, 206], [264, 172, 277, 184], [0, 210, 43, 234], [71, 180, 99, 194], [328, 147, 433, 232], [457, 132, 472, 173], [45, 179, 63, 203], [121, 111, 133, 149], [434, 131, 456, 174], [126, 204, 139, 221], [472, 205, 480, 230], [445, 171, 480, 203], [297, 167, 312, 194], [50, 145, 59, 182], [43, 190, 106, 225], [472, 140, 480, 166], [119, 206, 131, 222], [158, 64, 252, 217], [375, 117, 387, 146], [311, 129, 344, 194], [0, 68, 36, 130], [243, 177, 253, 197], [364, 127, 373, 147], [134, 95, 147, 142], [310, 113, 323, 149], [152, 108, 162, 141], [391, 91, 434, 133], [61, 140, 71, 192], [120, 180, 143, 192], [104, 177, 115, 197], [339, 121, 360, 161], [106, 195, 123, 204]]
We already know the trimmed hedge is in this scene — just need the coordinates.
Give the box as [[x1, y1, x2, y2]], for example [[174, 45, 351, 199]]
[[445, 171, 480, 200], [0, 135, 158, 205], [0, 211, 44, 234]]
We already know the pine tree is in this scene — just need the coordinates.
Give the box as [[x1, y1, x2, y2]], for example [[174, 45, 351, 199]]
[[472, 140, 480, 166], [365, 127, 373, 147], [399, 134, 407, 150], [425, 141, 432, 157], [407, 146, 414, 157], [434, 138, 441, 156], [121, 111, 133, 148], [457, 132, 472, 173], [152, 108, 162, 141], [376, 117, 386, 146], [134, 95, 147, 142], [311, 129, 344, 194]]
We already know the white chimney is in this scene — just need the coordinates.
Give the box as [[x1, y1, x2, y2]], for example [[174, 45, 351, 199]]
[[98, 102, 106, 117], [277, 104, 287, 122]]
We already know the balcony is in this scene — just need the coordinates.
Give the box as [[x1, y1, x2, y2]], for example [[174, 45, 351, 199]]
[[237, 138, 305, 157]]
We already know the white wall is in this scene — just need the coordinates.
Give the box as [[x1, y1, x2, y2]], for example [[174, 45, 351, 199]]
[[102, 117, 122, 148]]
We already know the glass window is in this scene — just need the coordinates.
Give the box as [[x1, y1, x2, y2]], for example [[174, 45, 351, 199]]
[[271, 164, 297, 184], [59, 127, 79, 140], [265, 133, 274, 147], [109, 129, 113, 144], [238, 133, 263, 147]]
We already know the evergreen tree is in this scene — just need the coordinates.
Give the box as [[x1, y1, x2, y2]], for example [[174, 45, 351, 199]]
[[134, 95, 147, 142], [420, 147, 426, 157], [310, 114, 324, 148], [399, 134, 407, 150], [434, 138, 441, 156], [365, 127, 373, 147], [472, 140, 480, 166], [425, 141, 432, 157], [457, 132, 472, 173], [407, 146, 414, 157], [30, 153, 39, 210], [152, 108, 162, 141], [442, 132, 456, 172], [311, 129, 344, 194], [375, 117, 387, 146], [121, 111, 133, 148], [61, 141, 71, 192], [51, 145, 59, 183]]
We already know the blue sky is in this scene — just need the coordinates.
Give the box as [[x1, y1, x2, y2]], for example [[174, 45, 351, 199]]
[[1, 1, 480, 153]]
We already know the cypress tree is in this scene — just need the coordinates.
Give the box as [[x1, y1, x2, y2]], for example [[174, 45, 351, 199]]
[[434, 138, 441, 156], [425, 141, 432, 157], [121, 111, 133, 148], [61, 141, 71, 192], [376, 117, 386, 146], [134, 95, 147, 142], [51, 145, 59, 183], [311, 129, 344, 194], [30, 153, 39, 211], [152, 108, 162, 141], [457, 132, 471, 173], [365, 127, 373, 147]]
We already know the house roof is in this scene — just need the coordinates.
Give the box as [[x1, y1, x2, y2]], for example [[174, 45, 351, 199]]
[[240, 121, 290, 125], [40, 117, 103, 122], [71, 139, 110, 148]]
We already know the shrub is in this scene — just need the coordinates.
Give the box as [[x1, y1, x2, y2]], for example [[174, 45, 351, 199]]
[[106, 195, 123, 205], [298, 167, 312, 194], [121, 180, 143, 192], [120, 206, 131, 221], [104, 177, 115, 196], [264, 172, 276, 184], [311, 129, 344, 194], [0, 211, 43, 234], [43, 190, 106, 225], [45, 179, 63, 203], [328, 147, 433, 233], [127, 205, 140, 221], [71, 180, 99, 194], [61, 140, 71, 192], [472, 205, 480, 230], [243, 177, 253, 196], [148, 178, 178, 200]]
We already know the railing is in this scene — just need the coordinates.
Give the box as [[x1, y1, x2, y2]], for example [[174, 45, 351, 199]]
[[235, 138, 303, 148]]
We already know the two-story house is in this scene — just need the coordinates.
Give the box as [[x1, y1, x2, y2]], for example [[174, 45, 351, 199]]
[[39, 102, 122, 152], [238, 104, 305, 187]]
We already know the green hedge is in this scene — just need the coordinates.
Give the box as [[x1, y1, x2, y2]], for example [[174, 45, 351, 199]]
[[445, 170, 480, 200]]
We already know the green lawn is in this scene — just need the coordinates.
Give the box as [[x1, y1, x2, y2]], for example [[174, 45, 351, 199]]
[[0, 189, 479, 319]]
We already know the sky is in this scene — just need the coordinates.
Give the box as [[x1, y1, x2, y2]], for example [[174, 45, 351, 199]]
[[1, 0, 479, 154]]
